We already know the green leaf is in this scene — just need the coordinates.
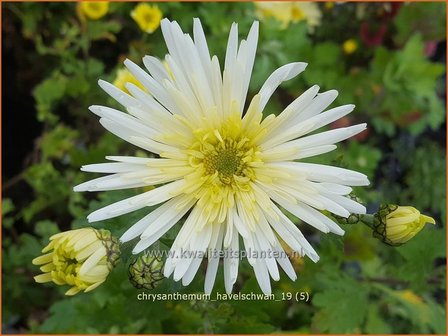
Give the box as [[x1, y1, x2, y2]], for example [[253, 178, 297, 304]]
[[32, 72, 68, 124], [2, 198, 15, 216], [344, 141, 382, 178], [312, 275, 369, 333], [370, 34, 445, 135], [40, 125, 79, 161], [394, 2, 446, 44], [35, 220, 59, 239], [65, 73, 90, 98], [313, 42, 341, 66], [1, 199, 15, 229], [22, 162, 70, 222], [365, 305, 392, 334], [394, 229, 446, 290], [87, 20, 122, 42], [374, 284, 446, 333]]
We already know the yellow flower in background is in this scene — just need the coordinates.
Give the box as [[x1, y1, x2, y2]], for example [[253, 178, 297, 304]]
[[79, 1, 109, 20], [131, 3, 163, 34], [398, 290, 424, 305], [255, 2, 322, 32], [343, 39, 358, 55], [32, 228, 120, 295], [113, 68, 146, 94], [255, 2, 288, 23], [325, 2, 335, 10], [373, 205, 436, 246]]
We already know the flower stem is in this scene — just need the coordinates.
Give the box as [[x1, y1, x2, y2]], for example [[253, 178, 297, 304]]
[[359, 214, 376, 229]]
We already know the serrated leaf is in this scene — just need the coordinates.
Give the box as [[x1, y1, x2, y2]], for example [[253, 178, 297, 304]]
[[32, 72, 68, 124], [40, 125, 79, 160], [394, 2, 446, 44], [312, 275, 369, 333], [395, 229, 445, 290]]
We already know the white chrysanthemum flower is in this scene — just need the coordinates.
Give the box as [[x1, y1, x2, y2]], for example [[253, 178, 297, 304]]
[[75, 19, 369, 294]]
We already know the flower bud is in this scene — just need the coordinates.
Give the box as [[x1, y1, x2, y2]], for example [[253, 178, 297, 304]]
[[372, 205, 436, 246], [128, 253, 164, 289], [32, 228, 120, 295]]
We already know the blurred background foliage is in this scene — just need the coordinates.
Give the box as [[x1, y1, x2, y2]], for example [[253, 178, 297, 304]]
[[2, 1, 446, 334]]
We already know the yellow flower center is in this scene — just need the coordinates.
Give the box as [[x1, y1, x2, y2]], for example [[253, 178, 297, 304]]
[[187, 113, 260, 190], [144, 13, 155, 23], [202, 140, 248, 184], [157, 96, 272, 225], [170, 111, 266, 224], [80, 2, 109, 20], [87, 3, 101, 11], [291, 7, 305, 21]]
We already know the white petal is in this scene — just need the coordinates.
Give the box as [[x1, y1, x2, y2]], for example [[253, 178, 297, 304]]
[[254, 231, 279, 281], [125, 83, 172, 117], [98, 79, 141, 110], [143, 55, 173, 85], [324, 194, 366, 214], [273, 245, 297, 281], [261, 85, 320, 141], [268, 162, 370, 186], [98, 118, 179, 155], [74, 174, 150, 192], [87, 179, 183, 222], [106, 156, 153, 164], [89, 105, 161, 140], [294, 145, 337, 160], [204, 224, 225, 294], [261, 104, 355, 149], [140, 197, 196, 239], [173, 253, 195, 281], [80, 162, 147, 174], [264, 124, 366, 160], [182, 256, 204, 286], [270, 203, 320, 262], [124, 59, 180, 114], [193, 18, 212, 70], [224, 229, 239, 293], [280, 194, 345, 236], [174, 224, 211, 282], [224, 23, 238, 77], [314, 182, 353, 195], [258, 62, 308, 112], [238, 21, 259, 112], [252, 258, 271, 295], [120, 195, 192, 242], [290, 89, 339, 125]]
